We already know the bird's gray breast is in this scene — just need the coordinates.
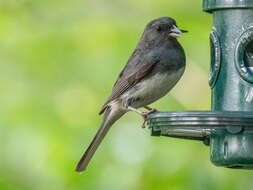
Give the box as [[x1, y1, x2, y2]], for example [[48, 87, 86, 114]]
[[120, 42, 186, 109]]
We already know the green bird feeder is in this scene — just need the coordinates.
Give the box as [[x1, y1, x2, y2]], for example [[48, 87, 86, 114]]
[[148, 0, 253, 169]]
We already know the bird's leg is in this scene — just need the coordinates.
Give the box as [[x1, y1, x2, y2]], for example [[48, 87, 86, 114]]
[[127, 106, 144, 115], [127, 106, 157, 128], [144, 105, 153, 110], [144, 106, 158, 113]]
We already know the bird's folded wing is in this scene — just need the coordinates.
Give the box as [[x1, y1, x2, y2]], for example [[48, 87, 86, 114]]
[[99, 56, 159, 115]]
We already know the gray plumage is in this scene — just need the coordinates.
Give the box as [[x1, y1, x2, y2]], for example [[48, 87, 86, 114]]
[[76, 17, 187, 172]]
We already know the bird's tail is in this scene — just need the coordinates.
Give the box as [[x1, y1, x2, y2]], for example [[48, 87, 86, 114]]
[[75, 106, 124, 172]]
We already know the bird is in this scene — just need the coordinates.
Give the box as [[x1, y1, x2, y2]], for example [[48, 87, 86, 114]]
[[76, 17, 187, 172]]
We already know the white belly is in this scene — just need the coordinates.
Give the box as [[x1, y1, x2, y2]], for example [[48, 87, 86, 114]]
[[121, 67, 185, 108]]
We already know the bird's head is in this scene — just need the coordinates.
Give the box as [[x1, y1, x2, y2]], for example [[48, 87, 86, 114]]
[[142, 17, 188, 42]]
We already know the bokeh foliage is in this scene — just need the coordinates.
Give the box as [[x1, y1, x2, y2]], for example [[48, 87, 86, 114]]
[[0, 0, 253, 190]]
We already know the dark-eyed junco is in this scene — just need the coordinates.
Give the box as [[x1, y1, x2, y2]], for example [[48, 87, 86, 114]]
[[76, 17, 187, 172]]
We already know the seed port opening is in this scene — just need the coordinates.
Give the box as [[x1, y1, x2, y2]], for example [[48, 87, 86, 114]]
[[209, 28, 221, 88], [235, 27, 253, 83], [244, 40, 253, 74]]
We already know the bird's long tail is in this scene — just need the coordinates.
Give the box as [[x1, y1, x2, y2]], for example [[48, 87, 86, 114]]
[[75, 106, 125, 172]]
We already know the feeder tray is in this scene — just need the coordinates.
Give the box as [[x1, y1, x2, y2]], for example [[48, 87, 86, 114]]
[[148, 111, 253, 169], [148, 111, 253, 138]]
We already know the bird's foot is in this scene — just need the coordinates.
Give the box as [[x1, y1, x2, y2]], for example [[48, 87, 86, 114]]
[[127, 106, 158, 128], [144, 106, 157, 112], [140, 109, 157, 128]]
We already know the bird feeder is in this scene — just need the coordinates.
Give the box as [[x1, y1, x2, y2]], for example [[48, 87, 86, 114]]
[[148, 0, 253, 169]]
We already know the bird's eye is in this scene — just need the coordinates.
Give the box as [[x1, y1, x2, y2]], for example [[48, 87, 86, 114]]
[[156, 26, 162, 32]]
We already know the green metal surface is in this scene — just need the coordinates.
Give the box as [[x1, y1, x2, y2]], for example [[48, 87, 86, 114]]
[[203, 0, 253, 12], [148, 111, 253, 128], [148, 0, 253, 170], [211, 130, 253, 169], [208, 0, 253, 168], [148, 111, 253, 148], [211, 9, 253, 111]]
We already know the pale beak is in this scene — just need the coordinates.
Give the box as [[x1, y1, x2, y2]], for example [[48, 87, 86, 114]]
[[169, 25, 188, 38]]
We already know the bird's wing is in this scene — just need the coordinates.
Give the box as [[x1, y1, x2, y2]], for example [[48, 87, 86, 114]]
[[99, 52, 159, 114]]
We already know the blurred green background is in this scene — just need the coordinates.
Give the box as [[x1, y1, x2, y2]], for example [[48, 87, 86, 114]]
[[1, 0, 253, 190]]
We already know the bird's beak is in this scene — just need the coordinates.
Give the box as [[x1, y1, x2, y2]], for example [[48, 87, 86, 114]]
[[169, 25, 188, 38]]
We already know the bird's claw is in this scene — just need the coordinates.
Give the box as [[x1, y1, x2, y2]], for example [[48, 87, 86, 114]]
[[140, 108, 158, 128], [141, 121, 146, 128], [147, 108, 157, 114], [127, 106, 158, 128]]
